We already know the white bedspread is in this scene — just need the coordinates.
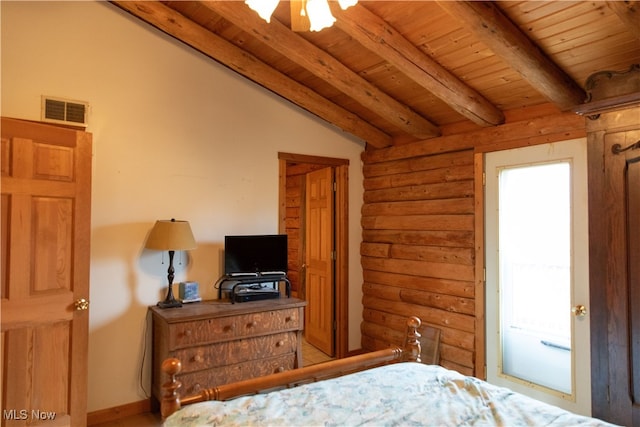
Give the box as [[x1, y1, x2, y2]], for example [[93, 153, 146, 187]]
[[164, 362, 618, 426]]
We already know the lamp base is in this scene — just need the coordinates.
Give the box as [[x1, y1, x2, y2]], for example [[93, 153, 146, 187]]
[[158, 253, 183, 309], [157, 298, 182, 309], [158, 280, 183, 309]]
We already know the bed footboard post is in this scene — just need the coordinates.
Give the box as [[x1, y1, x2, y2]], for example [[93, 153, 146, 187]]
[[405, 316, 422, 362], [161, 358, 183, 418]]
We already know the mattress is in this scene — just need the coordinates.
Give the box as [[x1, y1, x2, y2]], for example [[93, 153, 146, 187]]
[[164, 362, 618, 426]]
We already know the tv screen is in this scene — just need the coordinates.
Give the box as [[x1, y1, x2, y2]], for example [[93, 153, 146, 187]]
[[224, 234, 288, 275]]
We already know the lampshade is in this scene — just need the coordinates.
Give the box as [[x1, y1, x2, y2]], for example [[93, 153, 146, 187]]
[[245, 0, 280, 23], [145, 219, 196, 251], [338, 0, 357, 8], [306, 0, 335, 32], [245, 0, 358, 32]]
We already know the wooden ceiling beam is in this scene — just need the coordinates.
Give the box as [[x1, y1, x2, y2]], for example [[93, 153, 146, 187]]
[[202, 1, 441, 140], [437, 1, 586, 111], [111, 1, 392, 148], [606, 1, 640, 41], [332, 3, 504, 128]]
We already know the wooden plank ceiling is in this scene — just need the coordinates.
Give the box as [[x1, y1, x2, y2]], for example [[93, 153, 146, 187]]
[[113, 1, 640, 148]]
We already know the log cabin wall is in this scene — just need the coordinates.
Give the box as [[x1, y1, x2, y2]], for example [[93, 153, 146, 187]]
[[360, 105, 587, 377]]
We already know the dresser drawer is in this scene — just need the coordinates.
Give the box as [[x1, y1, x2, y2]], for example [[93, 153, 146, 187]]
[[169, 307, 301, 349], [235, 308, 300, 338], [173, 331, 298, 374], [169, 317, 236, 349], [178, 353, 296, 395]]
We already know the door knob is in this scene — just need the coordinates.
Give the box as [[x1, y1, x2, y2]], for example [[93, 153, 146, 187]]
[[572, 304, 587, 317], [74, 298, 90, 311]]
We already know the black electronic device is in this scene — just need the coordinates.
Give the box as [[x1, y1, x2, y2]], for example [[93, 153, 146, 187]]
[[216, 272, 291, 302], [224, 234, 288, 275], [231, 284, 281, 303]]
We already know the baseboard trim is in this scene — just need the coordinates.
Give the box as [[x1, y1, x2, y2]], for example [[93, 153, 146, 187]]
[[87, 399, 151, 426]]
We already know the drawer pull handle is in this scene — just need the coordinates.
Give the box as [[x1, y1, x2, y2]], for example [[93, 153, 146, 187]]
[[184, 330, 192, 337], [223, 325, 234, 332], [193, 354, 203, 363], [247, 321, 257, 328], [285, 316, 292, 322], [192, 383, 201, 393], [275, 366, 285, 373], [276, 340, 284, 347]]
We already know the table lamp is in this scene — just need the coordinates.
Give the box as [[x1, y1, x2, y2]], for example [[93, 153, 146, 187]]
[[145, 218, 197, 308]]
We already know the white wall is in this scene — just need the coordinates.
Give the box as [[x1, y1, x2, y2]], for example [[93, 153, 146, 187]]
[[1, 1, 365, 412]]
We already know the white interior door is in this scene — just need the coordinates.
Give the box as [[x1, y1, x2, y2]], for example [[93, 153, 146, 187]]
[[485, 138, 591, 415]]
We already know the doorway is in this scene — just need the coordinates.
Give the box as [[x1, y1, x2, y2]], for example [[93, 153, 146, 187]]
[[278, 152, 349, 359], [484, 139, 591, 415]]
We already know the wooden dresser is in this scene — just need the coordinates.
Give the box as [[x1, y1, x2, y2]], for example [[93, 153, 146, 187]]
[[150, 298, 306, 405]]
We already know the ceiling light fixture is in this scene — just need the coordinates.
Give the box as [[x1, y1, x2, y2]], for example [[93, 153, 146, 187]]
[[245, 0, 357, 32]]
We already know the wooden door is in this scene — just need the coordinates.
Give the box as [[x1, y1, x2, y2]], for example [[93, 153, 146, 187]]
[[588, 109, 640, 426], [304, 167, 334, 356], [1, 117, 92, 427]]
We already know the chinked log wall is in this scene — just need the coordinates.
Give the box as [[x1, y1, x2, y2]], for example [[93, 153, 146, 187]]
[[360, 105, 586, 377]]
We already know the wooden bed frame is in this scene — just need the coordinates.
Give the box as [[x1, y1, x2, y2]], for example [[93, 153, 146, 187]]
[[160, 316, 423, 418]]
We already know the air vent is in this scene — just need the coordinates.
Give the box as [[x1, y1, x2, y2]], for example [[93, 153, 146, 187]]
[[41, 96, 89, 127]]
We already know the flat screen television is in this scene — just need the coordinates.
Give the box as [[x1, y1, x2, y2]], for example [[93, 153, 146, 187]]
[[224, 234, 288, 275]]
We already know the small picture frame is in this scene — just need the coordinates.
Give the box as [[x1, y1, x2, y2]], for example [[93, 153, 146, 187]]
[[179, 281, 201, 303]]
